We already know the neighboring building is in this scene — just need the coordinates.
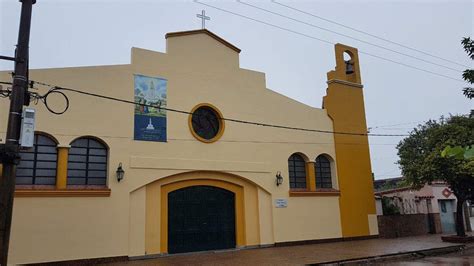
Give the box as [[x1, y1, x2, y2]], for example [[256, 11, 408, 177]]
[[0, 29, 377, 264], [375, 177, 469, 237]]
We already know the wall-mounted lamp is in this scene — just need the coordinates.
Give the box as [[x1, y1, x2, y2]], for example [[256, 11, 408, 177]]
[[116, 163, 125, 182], [276, 171, 283, 186]]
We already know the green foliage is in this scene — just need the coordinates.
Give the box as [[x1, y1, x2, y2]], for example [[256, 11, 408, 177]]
[[461, 37, 474, 99], [381, 197, 400, 215], [442, 145, 474, 160], [397, 115, 474, 199], [462, 37, 474, 60], [398, 115, 473, 236]]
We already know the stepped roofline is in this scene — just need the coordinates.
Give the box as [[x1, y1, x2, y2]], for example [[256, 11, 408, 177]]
[[165, 29, 241, 53]]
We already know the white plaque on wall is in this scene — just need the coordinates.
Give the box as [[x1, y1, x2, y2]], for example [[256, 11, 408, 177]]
[[275, 199, 288, 208]]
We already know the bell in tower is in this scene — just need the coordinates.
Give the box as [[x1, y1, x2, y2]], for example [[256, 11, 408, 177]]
[[345, 60, 354, 74]]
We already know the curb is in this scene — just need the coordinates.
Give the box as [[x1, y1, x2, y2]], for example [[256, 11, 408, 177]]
[[312, 244, 465, 265]]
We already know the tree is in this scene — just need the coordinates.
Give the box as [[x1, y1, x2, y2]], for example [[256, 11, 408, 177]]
[[397, 115, 474, 237], [462, 37, 474, 99], [381, 197, 400, 216]]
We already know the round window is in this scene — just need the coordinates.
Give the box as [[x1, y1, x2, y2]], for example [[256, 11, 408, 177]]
[[189, 104, 224, 143]]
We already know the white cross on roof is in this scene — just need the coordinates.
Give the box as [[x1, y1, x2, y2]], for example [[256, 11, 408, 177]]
[[196, 10, 210, 29]]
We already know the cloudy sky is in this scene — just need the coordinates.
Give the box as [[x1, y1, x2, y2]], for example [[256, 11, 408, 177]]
[[1, 0, 472, 179]]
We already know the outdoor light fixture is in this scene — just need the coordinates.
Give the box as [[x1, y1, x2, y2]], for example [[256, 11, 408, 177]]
[[345, 60, 354, 74], [116, 163, 125, 182], [276, 171, 283, 186]]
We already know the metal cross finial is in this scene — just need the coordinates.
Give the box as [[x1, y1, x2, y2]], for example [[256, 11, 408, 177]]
[[196, 10, 210, 29]]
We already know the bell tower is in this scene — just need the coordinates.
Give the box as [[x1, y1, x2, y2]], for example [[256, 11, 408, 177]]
[[323, 44, 378, 238]]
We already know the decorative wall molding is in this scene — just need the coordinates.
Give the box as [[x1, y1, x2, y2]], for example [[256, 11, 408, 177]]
[[327, 79, 363, 88], [129, 156, 271, 173]]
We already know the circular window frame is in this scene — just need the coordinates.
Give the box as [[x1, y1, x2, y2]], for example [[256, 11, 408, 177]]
[[188, 103, 225, 143]]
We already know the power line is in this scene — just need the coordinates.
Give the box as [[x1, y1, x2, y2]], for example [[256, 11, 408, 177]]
[[194, 0, 464, 83], [272, 0, 470, 69], [370, 128, 414, 131], [237, 0, 463, 73], [0, 130, 398, 145], [369, 121, 424, 129], [6, 79, 410, 137], [368, 113, 470, 131], [168, 138, 399, 145]]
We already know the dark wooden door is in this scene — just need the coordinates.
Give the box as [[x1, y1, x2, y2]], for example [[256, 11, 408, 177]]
[[168, 185, 236, 254]]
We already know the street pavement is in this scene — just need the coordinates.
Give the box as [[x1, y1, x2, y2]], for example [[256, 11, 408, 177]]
[[101, 234, 464, 266], [385, 245, 474, 265]]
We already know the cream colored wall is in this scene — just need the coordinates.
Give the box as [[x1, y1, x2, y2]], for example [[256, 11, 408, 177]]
[[368, 214, 379, 235], [10, 196, 129, 264], [0, 33, 340, 264], [273, 196, 342, 242], [165, 34, 240, 70], [129, 187, 146, 257]]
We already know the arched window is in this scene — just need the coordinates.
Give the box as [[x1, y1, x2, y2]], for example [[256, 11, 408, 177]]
[[288, 153, 307, 189], [315, 155, 332, 188], [16, 133, 58, 185], [68, 137, 108, 186]]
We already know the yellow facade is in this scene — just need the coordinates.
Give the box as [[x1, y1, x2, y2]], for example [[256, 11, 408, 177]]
[[323, 44, 377, 237], [0, 30, 376, 264]]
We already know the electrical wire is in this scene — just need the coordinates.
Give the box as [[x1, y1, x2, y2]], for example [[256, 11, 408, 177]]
[[0, 89, 11, 98], [22, 79, 409, 137], [168, 138, 399, 145], [0, 81, 12, 98], [194, 0, 464, 83], [369, 121, 424, 129], [237, 0, 463, 73], [0, 130, 398, 145], [271, 0, 470, 69], [33, 89, 70, 115], [371, 127, 410, 131]]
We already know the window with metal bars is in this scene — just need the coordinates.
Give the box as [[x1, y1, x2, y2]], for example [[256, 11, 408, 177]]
[[315, 155, 332, 189], [67, 137, 108, 186], [16, 134, 58, 185], [288, 153, 307, 189]]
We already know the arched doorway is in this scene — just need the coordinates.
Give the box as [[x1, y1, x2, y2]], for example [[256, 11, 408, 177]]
[[168, 186, 236, 253], [141, 172, 272, 255]]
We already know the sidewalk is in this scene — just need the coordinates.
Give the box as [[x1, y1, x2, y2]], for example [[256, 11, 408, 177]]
[[102, 234, 464, 266]]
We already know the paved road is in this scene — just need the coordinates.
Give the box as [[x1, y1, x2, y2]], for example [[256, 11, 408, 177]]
[[386, 246, 474, 265], [102, 235, 462, 266]]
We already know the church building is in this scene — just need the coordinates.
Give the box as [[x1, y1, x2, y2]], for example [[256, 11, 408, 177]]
[[0, 29, 377, 264]]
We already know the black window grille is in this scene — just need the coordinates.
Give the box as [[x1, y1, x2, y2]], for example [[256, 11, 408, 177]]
[[288, 154, 307, 189], [67, 137, 108, 186], [16, 134, 58, 185], [315, 155, 332, 188]]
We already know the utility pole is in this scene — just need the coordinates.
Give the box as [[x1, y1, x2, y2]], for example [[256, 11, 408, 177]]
[[0, 1, 35, 265]]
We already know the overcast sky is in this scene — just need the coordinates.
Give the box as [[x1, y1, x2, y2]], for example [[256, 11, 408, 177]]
[[1, 0, 472, 180]]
